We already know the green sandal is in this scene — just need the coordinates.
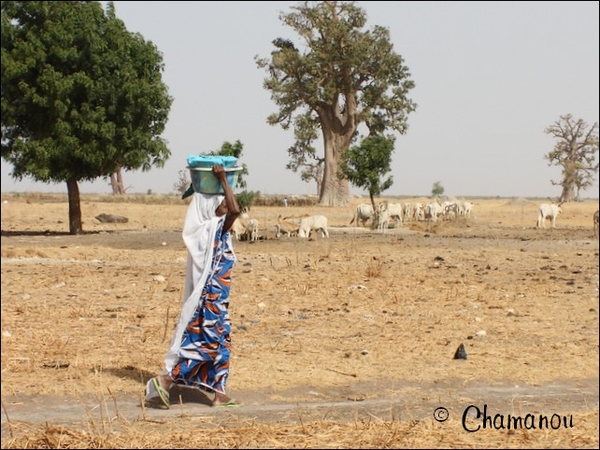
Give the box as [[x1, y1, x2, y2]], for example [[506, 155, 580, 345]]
[[213, 398, 242, 408], [145, 377, 170, 409]]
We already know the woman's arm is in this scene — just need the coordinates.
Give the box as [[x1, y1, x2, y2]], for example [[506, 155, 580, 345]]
[[213, 165, 240, 233]]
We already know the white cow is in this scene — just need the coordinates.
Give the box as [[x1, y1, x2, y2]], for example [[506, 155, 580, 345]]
[[244, 218, 260, 241], [275, 215, 299, 238], [424, 202, 444, 222], [413, 202, 425, 221], [231, 219, 246, 241], [231, 216, 260, 241], [402, 203, 412, 223], [349, 203, 375, 227], [380, 201, 403, 227], [461, 201, 474, 218], [298, 215, 329, 238], [375, 208, 391, 233], [443, 202, 460, 220], [536, 203, 562, 229]]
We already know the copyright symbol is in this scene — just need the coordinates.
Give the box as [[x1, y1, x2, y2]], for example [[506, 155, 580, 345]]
[[433, 407, 449, 422]]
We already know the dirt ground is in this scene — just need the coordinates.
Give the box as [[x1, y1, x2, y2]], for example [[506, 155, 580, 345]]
[[1, 193, 599, 449]]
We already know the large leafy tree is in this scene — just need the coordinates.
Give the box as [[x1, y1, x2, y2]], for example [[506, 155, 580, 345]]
[[340, 134, 395, 210], [255, 1, 416, 207], [1, 1, 172, 234], [544, 114, 599, 203]]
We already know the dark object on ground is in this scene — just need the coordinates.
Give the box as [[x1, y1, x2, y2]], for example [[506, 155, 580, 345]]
[[95, 213, 129, 223], [454, 343, 467, 360]]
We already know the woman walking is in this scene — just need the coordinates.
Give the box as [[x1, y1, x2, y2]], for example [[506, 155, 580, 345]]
[[145, 164, 241, 408]]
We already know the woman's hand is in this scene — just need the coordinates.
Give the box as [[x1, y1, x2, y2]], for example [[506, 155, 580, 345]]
[[212, 165, 227, 181]]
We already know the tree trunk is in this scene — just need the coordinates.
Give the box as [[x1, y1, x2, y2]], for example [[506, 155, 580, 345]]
[[559, 167, 577, 203], [318, 136, 350, 206], [559, 183, 577, 204], [67, 178, 83, 235], [110, 166, 126, 195]]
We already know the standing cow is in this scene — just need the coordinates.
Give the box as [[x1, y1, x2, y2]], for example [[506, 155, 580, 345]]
[[379, 201, 403, 227], [374, 207, 391, 233], [536, 203, 562, 229], [298, 215, 329, 238], [349, 203, 375, 227], [402, 203, 412, 223]]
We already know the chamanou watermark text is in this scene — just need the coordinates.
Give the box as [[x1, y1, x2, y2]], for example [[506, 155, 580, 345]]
[[461, 404, 574, 432]]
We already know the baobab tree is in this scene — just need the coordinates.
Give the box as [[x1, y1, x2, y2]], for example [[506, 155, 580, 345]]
[[256, 1, 416, 207], [544, 114, 599, 203]]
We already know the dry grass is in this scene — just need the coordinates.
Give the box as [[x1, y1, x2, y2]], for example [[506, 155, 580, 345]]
[[1, 193, 599, 448], [2, 410, 599, 449]]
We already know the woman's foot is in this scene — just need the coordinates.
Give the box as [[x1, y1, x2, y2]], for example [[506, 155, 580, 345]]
[[144, 375, 174, 409], [212, 391, 241, 407], [157, 375, 173, 391]]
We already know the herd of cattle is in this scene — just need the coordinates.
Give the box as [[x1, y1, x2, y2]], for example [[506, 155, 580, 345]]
[[349, 200, 474, 231], [230, 199, 599, 241], [232, 213, 330, 241]]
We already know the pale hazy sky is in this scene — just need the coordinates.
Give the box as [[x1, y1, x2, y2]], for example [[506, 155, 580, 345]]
[[1, 1, 598, 198]]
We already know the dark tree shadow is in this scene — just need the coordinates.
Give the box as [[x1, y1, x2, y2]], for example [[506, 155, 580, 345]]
[[1, 229, 110, 237]]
